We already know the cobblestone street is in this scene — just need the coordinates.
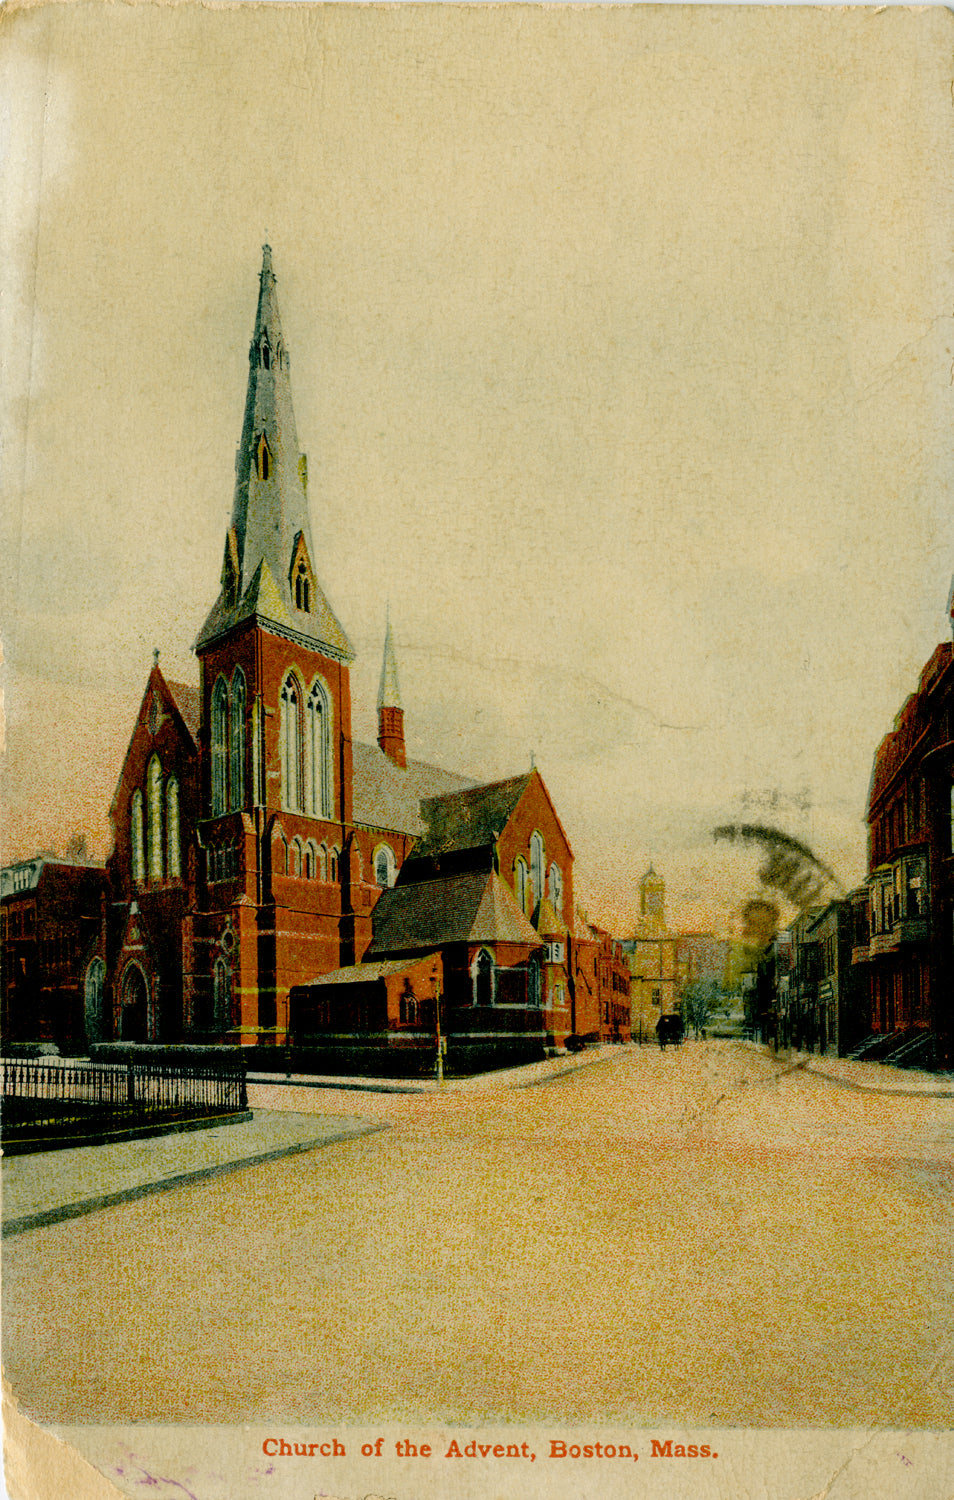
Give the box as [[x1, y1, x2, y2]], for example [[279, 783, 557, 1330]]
[[5, 1042, 953, 1429]]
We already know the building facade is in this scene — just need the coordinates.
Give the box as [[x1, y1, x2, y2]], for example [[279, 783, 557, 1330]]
[[853, 635, 954, 1068]]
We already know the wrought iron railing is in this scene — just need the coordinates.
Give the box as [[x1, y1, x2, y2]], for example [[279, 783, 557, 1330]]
[[1, 1057, 248, 1148]]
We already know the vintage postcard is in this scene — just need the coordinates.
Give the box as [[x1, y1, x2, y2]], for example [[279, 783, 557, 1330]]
[[2, 4, 954, 1499]]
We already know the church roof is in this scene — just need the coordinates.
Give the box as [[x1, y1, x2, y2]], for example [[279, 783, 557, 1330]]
[[412, 774, 532, 858], [351, 741, 476, 835], [366, 868, 542, 957], [165, 679, 201, 743]]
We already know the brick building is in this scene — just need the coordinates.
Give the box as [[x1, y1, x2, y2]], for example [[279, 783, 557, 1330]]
[[0, 858, 107, 1051], [851, 633, 954, 1068]]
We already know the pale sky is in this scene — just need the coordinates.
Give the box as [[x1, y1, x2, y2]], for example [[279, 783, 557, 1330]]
[[2, 3, 954, 937]]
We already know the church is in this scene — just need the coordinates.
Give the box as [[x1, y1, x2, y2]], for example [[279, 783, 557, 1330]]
[[51, 247, 630, 1072]]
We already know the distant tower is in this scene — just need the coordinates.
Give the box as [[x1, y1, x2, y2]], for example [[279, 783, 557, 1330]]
[[377, 613, 407, 768], [638, 864, 666, 935]]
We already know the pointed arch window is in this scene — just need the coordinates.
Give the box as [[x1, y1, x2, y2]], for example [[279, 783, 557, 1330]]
[[229, 668, 246, 811], [306, 677, 332, 818], [291, 838, 303, 878], [330, 847, 340, 883], [304, 841, 317, 880], [147, 755, 164, 882], [211, 676, 228, 816], [547, 862, 563, 916], [295, 562, 311, 613], [530, 832, 545, 913], [374, 844, 396, 889], [131, 790, 145, 886], [317, 844, 328, 882], [166, 777, 181, 880], [514, 857, 529, 916], [474, 948, 495, 1007], [256, 432, 271, 480], [280, 674, 303, 811], [260, 338, 271, 370]]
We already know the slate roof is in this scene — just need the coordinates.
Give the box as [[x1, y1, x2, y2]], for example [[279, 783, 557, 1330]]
[[297, 955, 441, 988], [351, 741, 476, 836], [166, 679, 202, 744], [367, 869, 543, 958], [411, 774, 531, 859]]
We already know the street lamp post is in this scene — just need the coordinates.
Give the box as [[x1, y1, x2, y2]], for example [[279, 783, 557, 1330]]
[[434, 977, 444, 1091]]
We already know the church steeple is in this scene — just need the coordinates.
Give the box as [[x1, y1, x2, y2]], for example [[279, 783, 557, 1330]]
[[377, 612, 406, 768], [195, 246, 353, 661]]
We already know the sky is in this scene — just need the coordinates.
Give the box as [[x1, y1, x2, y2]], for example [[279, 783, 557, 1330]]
[[2, 2, 954, 937]]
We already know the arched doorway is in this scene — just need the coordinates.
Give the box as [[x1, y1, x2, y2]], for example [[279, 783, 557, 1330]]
[[120, 964, 149, 1041]]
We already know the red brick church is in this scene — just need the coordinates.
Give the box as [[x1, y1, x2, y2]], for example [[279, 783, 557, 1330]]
[[39, 247, 628, 1072]]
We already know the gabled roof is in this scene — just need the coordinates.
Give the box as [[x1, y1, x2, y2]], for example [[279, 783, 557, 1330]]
[[413, 774, 531, 858], [366, 868, 543, 958], [110, 666, 199, 816], [351, 741, 476, 836], [166, 679, 201, 743]]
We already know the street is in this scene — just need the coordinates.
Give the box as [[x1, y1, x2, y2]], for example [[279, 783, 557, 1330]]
[[4, 1041, 953, 1428]]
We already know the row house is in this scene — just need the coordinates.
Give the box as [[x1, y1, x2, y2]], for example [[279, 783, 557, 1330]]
[[851, 634, 954, 1069]]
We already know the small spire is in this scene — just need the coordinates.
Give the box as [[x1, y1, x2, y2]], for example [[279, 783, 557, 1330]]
[[377, 611, 407, 768], [377, 613, 403, 711]]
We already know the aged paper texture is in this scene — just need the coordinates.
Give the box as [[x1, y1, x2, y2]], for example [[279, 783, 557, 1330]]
[[2, 3, 954, 1499]]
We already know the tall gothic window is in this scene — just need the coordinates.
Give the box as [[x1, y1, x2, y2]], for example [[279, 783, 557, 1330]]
[[229, 668, 246, 810], [166, 777, 181, 880], [374, 844, 395, 888], [147, 755, 164, 882], [514, 857, 529, 916], [131, 790, 145, 885], [295, 562, 311, 613], [281, 674, 303, 811], [306, 677, 331, 817], [547, 862, 563, 916], [211, 675, 228, 816], [530, 832, 545, 913]]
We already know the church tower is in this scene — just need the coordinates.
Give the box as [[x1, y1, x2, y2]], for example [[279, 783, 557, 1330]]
[[192, 246, 358, 1046]]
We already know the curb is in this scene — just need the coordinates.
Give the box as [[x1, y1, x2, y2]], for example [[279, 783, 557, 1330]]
[[2, 1120, 387, 1239]]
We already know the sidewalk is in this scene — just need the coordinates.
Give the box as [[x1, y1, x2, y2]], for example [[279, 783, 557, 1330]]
[[792, 1049, 954, 1098], [247, 1043, 619, 1095], [2, 1110, 382, 1238]]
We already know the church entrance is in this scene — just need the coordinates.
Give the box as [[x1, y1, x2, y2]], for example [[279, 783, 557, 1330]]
[[120, 964, 149, 1041]]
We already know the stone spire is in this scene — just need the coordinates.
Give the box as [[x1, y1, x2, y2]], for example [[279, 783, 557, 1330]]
[[196, 246, 353, 660], [377, 611, 406, 767]]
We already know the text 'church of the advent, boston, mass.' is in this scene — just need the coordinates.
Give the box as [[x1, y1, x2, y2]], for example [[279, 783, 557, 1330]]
[[57, 248, 631, 1074]]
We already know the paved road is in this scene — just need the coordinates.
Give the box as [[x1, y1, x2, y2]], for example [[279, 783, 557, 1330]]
[[4, 1041, 953, 1428]]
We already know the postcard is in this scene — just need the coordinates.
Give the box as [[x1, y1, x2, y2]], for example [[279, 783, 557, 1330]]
[[2, 4, 953, 1499]]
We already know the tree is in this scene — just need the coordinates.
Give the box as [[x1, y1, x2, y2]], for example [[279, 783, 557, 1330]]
[[65, 832, 89, 863], [681, 978, 719, 1039]]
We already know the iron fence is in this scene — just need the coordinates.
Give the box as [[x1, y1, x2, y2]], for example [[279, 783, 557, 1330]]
[[1, 1057, 248, 1148]]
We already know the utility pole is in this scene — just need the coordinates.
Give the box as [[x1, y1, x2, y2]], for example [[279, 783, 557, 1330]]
[[434, 977, 444, 1091]]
